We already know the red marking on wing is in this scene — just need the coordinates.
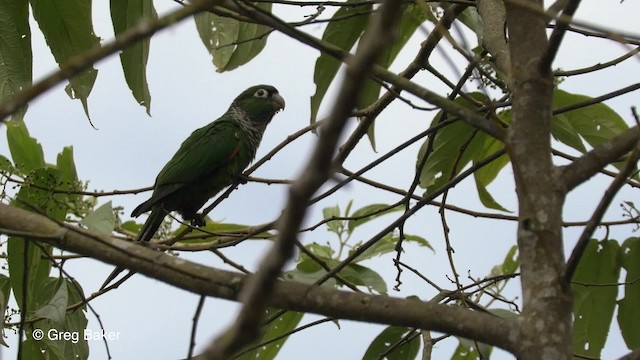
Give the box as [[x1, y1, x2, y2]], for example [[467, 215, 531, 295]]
[[228, 144, 240, 161]]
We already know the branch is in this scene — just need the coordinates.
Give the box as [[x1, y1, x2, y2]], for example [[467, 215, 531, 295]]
[[540, 0, 582, 71], [0, 203, 517, 354], [560, 126, 640, 191]]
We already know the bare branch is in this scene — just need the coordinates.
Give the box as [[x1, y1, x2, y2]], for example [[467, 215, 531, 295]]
[[540, 0, 583, 71]]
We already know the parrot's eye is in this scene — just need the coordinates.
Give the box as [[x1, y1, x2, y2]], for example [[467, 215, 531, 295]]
[[254, 89, 269, 99]]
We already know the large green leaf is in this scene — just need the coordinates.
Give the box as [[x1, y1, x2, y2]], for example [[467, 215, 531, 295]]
[[173, 219, 274, 244], [30, 0, 100, 117], [6, 120, 45, 172], [195, 2, 272, 72], [473, 123, 510, 212], [363, 326, 420, 360], [235, 309, 304, 360], [80, 201, 115, 235], [310, 0, 372, 124], [34, 278, 68, 326], [552, 89, 629, 153], [451, 341, 493, 360], [351, 233, 432, 263], [572, 239, 621, 359], [619, 237, 640, 349], [348, 203, 403, 234], [417, 94, 509, 209], [0, 274, 10, 347], [25, 278, 89, 360], [292, 253, 387, 293], [0, 0, 32, 122], [110, 0, 156, 114]]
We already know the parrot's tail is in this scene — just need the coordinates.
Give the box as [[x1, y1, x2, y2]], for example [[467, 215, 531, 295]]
[[99, 209, 165, 290]]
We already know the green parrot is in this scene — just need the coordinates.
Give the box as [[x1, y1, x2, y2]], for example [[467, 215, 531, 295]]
[[101, 85, 285, 289]]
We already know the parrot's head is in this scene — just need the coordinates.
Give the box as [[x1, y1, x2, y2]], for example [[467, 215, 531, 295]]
[[231, 85, 285, 124]]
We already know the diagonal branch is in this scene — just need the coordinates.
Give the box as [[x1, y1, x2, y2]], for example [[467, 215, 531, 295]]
[[539, 0, 582, 71], [560, 126, 640, 191], [0, 203, 518, 354]]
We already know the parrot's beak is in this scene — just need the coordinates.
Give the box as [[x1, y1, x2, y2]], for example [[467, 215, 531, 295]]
[[272, 93, 285, 112]]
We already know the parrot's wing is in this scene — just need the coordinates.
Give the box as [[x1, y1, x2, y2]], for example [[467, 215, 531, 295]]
[[146, 118, 243, 207]]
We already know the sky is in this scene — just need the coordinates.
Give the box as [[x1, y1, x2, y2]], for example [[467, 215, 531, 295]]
[[1, 0, 640, 359]]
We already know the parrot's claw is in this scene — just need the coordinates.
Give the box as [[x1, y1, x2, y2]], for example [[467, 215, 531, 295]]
[[191, 214, 206, 227], [234, 173, 249, 185]]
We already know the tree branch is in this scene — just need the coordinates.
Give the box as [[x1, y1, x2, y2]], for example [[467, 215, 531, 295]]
[[560, 126, 640, 191], [0, 203, 517, 354]]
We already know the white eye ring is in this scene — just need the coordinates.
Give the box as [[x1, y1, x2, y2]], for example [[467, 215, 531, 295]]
[[254, 89, 269, 98]]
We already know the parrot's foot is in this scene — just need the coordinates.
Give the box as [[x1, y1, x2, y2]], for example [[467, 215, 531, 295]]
[[233, 172, 249, 185], [190, 214, 206, 227]]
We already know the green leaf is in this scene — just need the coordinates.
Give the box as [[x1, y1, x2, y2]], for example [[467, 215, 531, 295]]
[[195, 2, 272, 72], [6, 120, 45, 172], [0, 275, 10, 347], [417, 93, 490, 191], [552, 90, 630, 165], [322, 204, 343, 234], [417, 93, 510, 211], [457, 7, 483, 44], [501, 245, 519, 275], [110, 0, 156, 114], [21, 339, 46, 360], [64, 279, 89, 359], [303, 242, 335, 260], [34, 279, 68, 326], [451, 341, 493, 360], [80, 201, 115, 235], [343, 263, 387, 294], [348, 203, 403, 234], [121, 220, 142, 234], [236, 309, 304, 360], [551, 113, 587, 153], [195, 12, 239, 71], [284, 262, 337, 288], [473, 127, 511, 212], [489, 308, 518, 320], [351, 233, 432, 263], [572, 239, 621, 359], [174, 220, 274, 244], [619, 237, 640, 349], [310, 0, 372, 125], [30, 0, 100, 117], [0, 0, 31, 122], [0, 154, 14, 173], [363, 326, 420, 360], [357, 3, 432, 150]]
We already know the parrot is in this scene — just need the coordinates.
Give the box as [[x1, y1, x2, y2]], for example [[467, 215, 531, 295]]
[[100, 85, 285, 289]]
